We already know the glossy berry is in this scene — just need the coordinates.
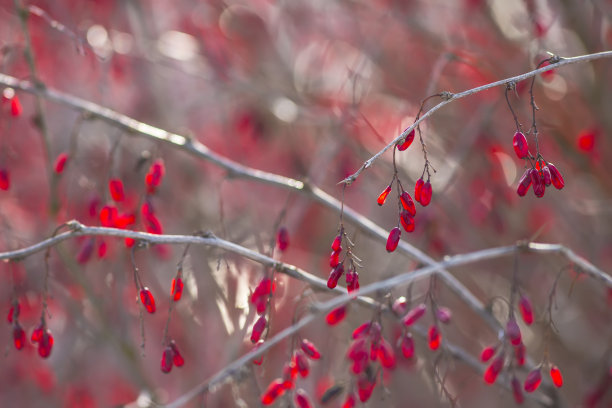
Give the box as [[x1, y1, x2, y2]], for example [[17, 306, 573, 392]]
[[401, 333, 415, 358], [516, 168, 532, 197], [301, 339, 321, 360], [276, 227, 289, 251], [330, 250, 341, 267], [414, 178, 424, 203], [519, 295, 534, 325], [54, 152, 69, 174], [512, 376, 524, 404], [480, 346, 496, 362], [11, 95, 22, 116], [295, 389, 312, 408], [548, 163, 565, 190], [420, 181, 433, 206], [331, 234, 342, 251], [402, 303, 426, 326], [326, 305, 347, 325], [0, 168, 10, 190], [428, 325, 441, 350], [327, 264, 344, 289], [169, 341, 185, 367], [108, 179, 125, 202], [139, 287, 156, 314], [506, 319, 522, 346], [513, 132, 529, 159], [550, 365, 563, 387], [261, 379, 285, 405], [524, 368, 542, 392], [99, 205, 118, 227], [400, 191, 416, 216], [357, 376, 376, 402], [171, 277, 184, 301], [161, 347, 173, 373], [13, 322, 26, 350], [251, 315, 267, 343], [397, 129, 415, 151], [38, 330, 54, 358], [250, 278, 275, 315], [400, 210, 415, 233], [483, 356, 504, 384], [377, 185, 392, 206], [386, 227, 401, 252]]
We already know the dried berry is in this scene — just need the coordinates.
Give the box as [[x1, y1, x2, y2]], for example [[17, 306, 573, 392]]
[[8, 303, 20, 323], [480, 346, 496, 362], [513, 132, 529, 159], [542, 165, 552, 186], [377, 185, 392, 206], [139, 287, 156, 314], [386, 227, 401, 252], [145, 159, 165, 194]]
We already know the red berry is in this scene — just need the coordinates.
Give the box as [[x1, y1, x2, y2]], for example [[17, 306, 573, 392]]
[[0, 168, 10, 190], [548, 163, 565, 190], [54, 152, 69, 174], [13, 322, 26, 350], [171, 277, 184, 301], [331, 234, 342, 251], [550, 365, 563, 387], [401, 333, 415, 358], [295, 389, 312, 408], [346, 269, 360, 294], [402, 303, 427, 326], [483, 356, 504, 384], [357, 376, 376, 402], [261, 379, 285, 405], [329, 250, 341, 267], [10, 95, 22, 116], [428, 325, 441, 350], [250, 278, 274, 315], [397, 129, 415, 151], [506, 318, 522, 346], [169, 341, 185, 367], [327, 264, 344, 289], [139, 287, 156, 314], [400, 210, 415, 233], [524, 368, 542, 392], [161, 346, 173, 373], [386, 227, 401, 252], [514, 343, 526, 366], [251, 315, 267, 343], [108, 179, 125, 202], [480, 346, 496, 362], [420, 181, 432, 206], [252, 340, 264, 365], [414, 178, 424, 203], [294, 351, 310, 377], [276, 227, 289, 251], [516, 168, 532, 197], [31, 322, 44, 343], [99, 205, 118, 227], [519, 295, 534, 325], [145, 159, 165, 194], [282, 361, 298, 389], [7, 303, 19, 323], [542, 165, 552, 186], [400, 191, 416, 216], [342, 394, 356, 408], [352, 322, 371, 339], [377, 185, 392, 206], [512, 376, 524, 404], [513, 132, 529, 159], [326, 305, 347, 325], [301, 339, 321, 360], [38, 330, 54, 358], [377, 337, 396, 369]]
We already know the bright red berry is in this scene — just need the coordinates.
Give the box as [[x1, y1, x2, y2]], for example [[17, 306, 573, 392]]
[[301, 339, 321, 360], [331, 235, 342, 251], [294, 351, 310, 377], [161, 346, 173, 373], [108, 179, 125, 202], [519, 295, 534, 325], [38, 330, 54, 358], [326, 305, 347, 325], [251, 316, 267, 343], [415, 178, 424, 203], [402, 303, 426, 326], [550, 365, 563, 387], [327, 264, 344, 289], [428, 325, 441, 350], [13, 322, 26, 350], [397, 129, 415, 151], [480, 346, 496, 362], [400, 210, 415, 233], [513, 132, 529, 159], [400, 191, 416, 216], [548, 163, 565, 190], [352, 322, 371, 339], [377, 338, 396, 369], [10, 95, 22, 116], [261, 379, 285, 405], [377, 185, 392, 206], [31, 322, 44, 343], [99, 205, 118, 227], [524, 368, 542, 392], [169, 340, 185, 367], [277, 227, 289, 251], [483, 355, 504, 384], [386, 227, 401, 252], [54, 152, 69, 174], [139, 287, 156, 314], [0, 168, 10, 191], [342, 394, 356, 408], [171, 277, 184, 301], [420, 181, 432, 206], [330, 250, 341, 268]]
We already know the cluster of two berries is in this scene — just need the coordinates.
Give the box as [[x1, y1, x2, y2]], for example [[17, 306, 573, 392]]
[[8, 304, 53, 358]]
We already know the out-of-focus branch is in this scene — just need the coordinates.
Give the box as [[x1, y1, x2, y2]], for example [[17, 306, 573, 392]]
[[341, 50, 612, 185]]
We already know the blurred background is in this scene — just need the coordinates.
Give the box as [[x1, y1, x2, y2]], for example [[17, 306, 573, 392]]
[[0, 0, 611, 407]]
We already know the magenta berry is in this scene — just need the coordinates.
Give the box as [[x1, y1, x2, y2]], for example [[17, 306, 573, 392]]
[[513, 132, 529, 159], [386, 227, 401, 252], [402, 303, 426, 326], [506, 318, 522, 346], [436, 306, 452, 323], [483, 355, 504, 384]]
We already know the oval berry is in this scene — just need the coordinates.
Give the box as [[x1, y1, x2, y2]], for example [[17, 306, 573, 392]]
[[386, 227, 401, 252], [139, 287, 156, 314], [397, 129, 415, 151], [377, 185, 392, 206], [513, 132, 529, 159]]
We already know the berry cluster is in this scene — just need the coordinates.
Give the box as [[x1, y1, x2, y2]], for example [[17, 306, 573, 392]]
[[327, 229, 360, 294], [7, 302, 54, 358], [249, 277, 276, 346]]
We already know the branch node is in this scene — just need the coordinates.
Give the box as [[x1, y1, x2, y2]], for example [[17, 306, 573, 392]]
[[439, 91, 454, 101]]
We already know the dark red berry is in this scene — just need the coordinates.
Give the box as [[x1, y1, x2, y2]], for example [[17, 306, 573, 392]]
[[327, 264, 344, 289], [542, 165, 552, 186], [524, 368, 542, 392], [251, 315, 267, 343], [276, 227, 289, 251], [171, 277, 184, 301], [294, 351, 310, 377], [346, 269, 359, 294], [548, 163, 565, 189], [484, 355, 504, 384], [13, 322, 26, 350], [145, 159, 165, 194], [108, 179, 125, 202], [506, 318, 522, 346], [161, 346, 173, 373], [513, 132, 529, 159], [331, 235, 342, 251], [519, 295, 534, 325], [301, 339, 321, 360], [401, 333, 415, 358], [386, 227, 401, 252], [0, 168, 10, 191], [38, 330, 54, 358], [261, 379, 285, 405], [415, 178, 424, 203], [420, 181, 432, 206], [517, 168, 532, 197], [400, 210, 415, 233], [512, 376, 524, 404], [514, 343, 526, 366], [397, 129, 415, 151], [295, 389, 312, 408], [139, 287, 156, 314], [400, 191, 416, 216], [530, 168, 545, 198]]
